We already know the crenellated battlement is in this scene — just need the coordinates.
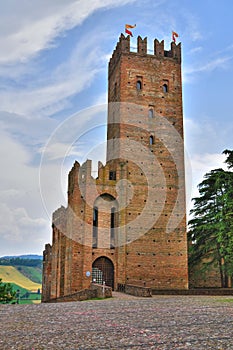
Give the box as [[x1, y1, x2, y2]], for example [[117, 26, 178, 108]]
[[52, 205, 67, 235], [137, 36, 147, 54], [109, 34, 181, 74], [52, 205, 66, 223]]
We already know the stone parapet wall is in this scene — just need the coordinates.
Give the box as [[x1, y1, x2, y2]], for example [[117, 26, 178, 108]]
[[90, 283, 112, 298], [118, 284, 152, 297], [152, 288, 233, 296], [43, 284, 112, 303]]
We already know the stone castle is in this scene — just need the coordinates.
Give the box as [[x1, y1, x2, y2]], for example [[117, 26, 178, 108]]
[[42, 34, 189, 302]]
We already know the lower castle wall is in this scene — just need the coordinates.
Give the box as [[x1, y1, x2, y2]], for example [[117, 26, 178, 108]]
[[43, 283, 112, 303]]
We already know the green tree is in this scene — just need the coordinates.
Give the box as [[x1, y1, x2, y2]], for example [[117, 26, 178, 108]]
[[0, 278, 16, 303], [223, 149, 233, 169], [188, 150, 233, 287]]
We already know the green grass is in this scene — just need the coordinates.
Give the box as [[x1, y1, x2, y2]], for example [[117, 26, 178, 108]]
[[23, 292, 41, 300], [10, 283, 28, 295], [82, 297, 110, 301], [20, 293, 41, 304], [216, 298, 233, 303], [16, 266, 42, 284], [16, 299, 33, 305]]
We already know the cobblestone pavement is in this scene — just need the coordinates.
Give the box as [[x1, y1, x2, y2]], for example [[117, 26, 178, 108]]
[[0, 294, 233, 349]]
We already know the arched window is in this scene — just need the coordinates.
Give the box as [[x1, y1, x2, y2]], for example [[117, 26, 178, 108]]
[[148, 108, 154, 118], [136, 80, 142, 90], [163, 84, 168, 93], [149, 135, 154, 145], [114, 82, 117, 96], [92, 207, 98, 248], [93, 194, 118, 249], [110, 207, 115, 249]]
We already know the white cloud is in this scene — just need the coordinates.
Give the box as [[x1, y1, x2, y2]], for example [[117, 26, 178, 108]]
[[181, 10, 203, 42], [39, 104, 108, 217], [191, 153, 226, 174], [0, 111, 57, 146], [39, 142, 81, 161], [0, 127, 51, 254], [0, 0, 136, 64], [184, 117, 232, 215], [188, 46, 203, 55], [184, 118, 233, 156], [94, 93, 108, 106], [0, 205, 47, 241], [0, 1, 138, 120], [0, 33, 105, 117], [184, 56, 232, 79], [187, 152, 227, 207], [0, 203, 49, 256], [183, 42, 233, 83]]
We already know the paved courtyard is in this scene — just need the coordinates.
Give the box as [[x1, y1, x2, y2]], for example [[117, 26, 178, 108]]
[[0, 294, 233, 349]]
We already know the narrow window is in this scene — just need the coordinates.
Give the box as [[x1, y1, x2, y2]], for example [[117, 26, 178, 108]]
[[109, 171, 116, 180], [92, 207, 98, 248], [149, 135, 154, 145], [148, 108, 154, 118], [163, 84, 168, 93], [136, 80, 142, 90], [110, 207, 115, 249]]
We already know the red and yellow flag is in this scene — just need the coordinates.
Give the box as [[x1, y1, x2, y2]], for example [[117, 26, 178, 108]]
[[172, 31, 179, 43], [125, 24, 136, 37]]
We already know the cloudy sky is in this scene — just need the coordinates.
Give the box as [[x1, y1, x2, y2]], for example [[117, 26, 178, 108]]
[[0, 0, 232, 256]]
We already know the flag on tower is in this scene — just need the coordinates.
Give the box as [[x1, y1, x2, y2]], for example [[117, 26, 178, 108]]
[[125, 24, 136, 37], [172, 31, 179, 43]]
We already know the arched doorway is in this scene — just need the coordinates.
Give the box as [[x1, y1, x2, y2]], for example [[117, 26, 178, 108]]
[[92, 257, 114, 290]]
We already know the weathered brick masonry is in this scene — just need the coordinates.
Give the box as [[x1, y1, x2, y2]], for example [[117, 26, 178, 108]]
[[42, 34, 189, 302]]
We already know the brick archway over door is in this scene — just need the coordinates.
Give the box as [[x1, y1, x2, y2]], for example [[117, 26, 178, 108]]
[[92, 257, 114, 290]]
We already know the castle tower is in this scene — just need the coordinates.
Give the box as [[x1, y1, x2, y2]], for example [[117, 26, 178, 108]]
[[106, 35, 188, 289], [42, 35, 188, 302]]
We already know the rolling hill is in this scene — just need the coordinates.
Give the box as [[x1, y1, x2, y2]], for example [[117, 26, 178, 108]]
[[16, 265, 42, 284], [0, 265, 42, 292]]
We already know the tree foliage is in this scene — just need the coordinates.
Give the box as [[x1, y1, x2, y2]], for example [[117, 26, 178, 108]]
[[0, 257, 42, 268], [0, 278, 16, 303], [188, 150, 233, 287]]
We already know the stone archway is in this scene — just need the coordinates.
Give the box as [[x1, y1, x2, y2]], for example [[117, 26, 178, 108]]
[[92, 256, 114, 290]]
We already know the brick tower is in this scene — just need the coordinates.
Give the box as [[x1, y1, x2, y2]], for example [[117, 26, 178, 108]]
[[42, 35, 188, 302]]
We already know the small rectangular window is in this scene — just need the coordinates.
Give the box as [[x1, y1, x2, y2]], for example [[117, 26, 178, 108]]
[[109, 171, 116, 180]]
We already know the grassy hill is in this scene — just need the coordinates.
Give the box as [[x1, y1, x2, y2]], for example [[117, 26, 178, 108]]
[[0, 256, 42, 284], [16, 266, 42, 284], [0, 266, 41, 292]]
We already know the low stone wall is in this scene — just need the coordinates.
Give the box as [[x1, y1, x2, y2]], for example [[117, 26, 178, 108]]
[[44, 283, 112, 303], [123, 284, 152, 297], [90, 283, 112, 298], [152, 288, 233, 296]]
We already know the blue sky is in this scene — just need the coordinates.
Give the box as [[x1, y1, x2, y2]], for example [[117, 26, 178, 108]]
[[0, 0, 233, 256]]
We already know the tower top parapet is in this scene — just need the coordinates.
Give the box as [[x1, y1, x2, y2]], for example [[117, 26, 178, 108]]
[[109, 34, 181, 74]]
